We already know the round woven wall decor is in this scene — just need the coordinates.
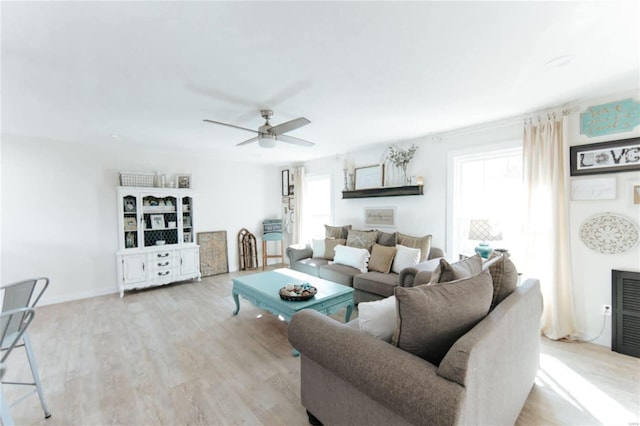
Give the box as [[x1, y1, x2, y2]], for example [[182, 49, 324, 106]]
[[579, 213, 639, 254]]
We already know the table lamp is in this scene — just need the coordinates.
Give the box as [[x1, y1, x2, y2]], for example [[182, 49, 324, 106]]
[[468, 219, 503, 259]]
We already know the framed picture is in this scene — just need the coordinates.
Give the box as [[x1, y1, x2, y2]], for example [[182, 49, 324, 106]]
[[282, 196, 289, 204], [634, 184, 640, 205], [288, 197, 294, 209], [197, 231, 229, 276], [364, 207, 396, 227], [570, 137, 640, 176], [355, 164, 385, 189], [150, 214, 165, 229], [281, 170, 289, 196], [288, 184, 294, 196], [177, 174, 191, 188], [183, 215, 192, 228], [183, 232, 192, 243], [570, 177, 617, 200], [124, 217, 137, 231]]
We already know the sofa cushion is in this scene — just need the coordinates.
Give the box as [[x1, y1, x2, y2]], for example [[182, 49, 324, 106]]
[[392, 270, 493, 365], [376, 231, 398, 247], [368, 244, 397, 273], [487, 253, 519, 309], [353, 272, 399, 298], [397, 232, 432, 261], [430, 255, 483, 284], [332, 245, 370, 273], [323, 238, 346, 260], [319, 263, 361, 286], [325, 224, 352, 239], [358, 295, 397, 342], [391, 244, 421, 274], [294, 258, 329, 277], [346, 229, 379, 252]]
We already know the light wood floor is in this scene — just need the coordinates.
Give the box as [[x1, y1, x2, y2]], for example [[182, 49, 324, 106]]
[[6, 267, 639, 425]]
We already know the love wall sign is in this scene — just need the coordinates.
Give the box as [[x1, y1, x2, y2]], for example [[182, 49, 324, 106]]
[[570, 137, 640, 176], [580, 99, 640, 137]]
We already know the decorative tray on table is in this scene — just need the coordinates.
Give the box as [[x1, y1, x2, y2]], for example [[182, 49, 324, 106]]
[[279, 283, 317, 301]]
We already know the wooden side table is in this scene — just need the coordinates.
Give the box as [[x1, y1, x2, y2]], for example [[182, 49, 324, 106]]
[[262, 232, 284, 270]]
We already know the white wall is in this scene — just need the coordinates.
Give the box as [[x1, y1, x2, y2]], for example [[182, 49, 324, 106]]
[[302, 88, 640, 348], [1, 135, 280, 305]]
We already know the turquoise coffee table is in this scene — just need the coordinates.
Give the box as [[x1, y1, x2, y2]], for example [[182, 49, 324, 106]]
[[232, 268, 354, 323]]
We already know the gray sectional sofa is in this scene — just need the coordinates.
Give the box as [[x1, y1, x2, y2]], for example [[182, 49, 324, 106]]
[[288, 277, 543, 426], [286, 244, 445, 304]]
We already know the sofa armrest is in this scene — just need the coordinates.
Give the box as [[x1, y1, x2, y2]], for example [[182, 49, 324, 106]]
[[398, 258, 442, 287], [288, 310, 465, 426], [286, 244, 313, 265]]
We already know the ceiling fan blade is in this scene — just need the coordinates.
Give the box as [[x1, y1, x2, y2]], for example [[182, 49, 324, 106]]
[[268, 117, 310, 135], [277, 134, 315, 147], [203, 119, 260, 134], [236, 136, 260, 146]]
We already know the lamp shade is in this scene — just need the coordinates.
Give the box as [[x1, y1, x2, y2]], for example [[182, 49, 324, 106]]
[[468, 219, 503, 241], [258, 134, 277, 148]]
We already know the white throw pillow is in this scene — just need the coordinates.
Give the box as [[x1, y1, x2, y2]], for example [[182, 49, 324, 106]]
[[391, 244, 421, 274], [332, 245, 370, 273], [311, 239, 325, 258], [358, 296, 397, 342]]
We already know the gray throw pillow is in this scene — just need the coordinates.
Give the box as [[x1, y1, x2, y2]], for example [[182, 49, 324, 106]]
[[487, 253, 519, 309], [325, 224, 352, 239], [392, 270, 493, 365], [430, 255, 483, 284], [376, 231, 398, 247], [397, 232, 432, 261], [346, 229, 379, 252]]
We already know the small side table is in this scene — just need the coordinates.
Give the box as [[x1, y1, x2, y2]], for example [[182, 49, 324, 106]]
[[262, 232, 284, 270]]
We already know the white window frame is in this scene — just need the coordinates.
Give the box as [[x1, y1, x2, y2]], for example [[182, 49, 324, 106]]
[[301, 172, 333, 243], [446, 140, 522, 258]]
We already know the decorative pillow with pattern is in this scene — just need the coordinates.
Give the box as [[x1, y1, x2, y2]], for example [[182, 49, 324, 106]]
[[392, 270, 493, 365], [430, 255, 483, 284], [332, 245, 370, 273], [397, 232, 432, 261], [487, 253, 519, 309], [368, 244, 398, 273], [346, 229, 379, 252], [323, 238, 346, 260], [391, 244, 421, 274], [325, 224, 352, 239]]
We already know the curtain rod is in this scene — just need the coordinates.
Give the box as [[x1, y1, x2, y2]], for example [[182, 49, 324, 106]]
[[429, 104, 579, 141]]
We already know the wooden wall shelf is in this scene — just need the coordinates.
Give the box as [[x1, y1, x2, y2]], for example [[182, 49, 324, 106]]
[[342, 185, 424, 199]]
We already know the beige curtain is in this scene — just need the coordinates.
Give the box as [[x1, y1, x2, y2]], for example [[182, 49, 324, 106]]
[[523, 114, 576, 340], [291, 166, 305, 244]]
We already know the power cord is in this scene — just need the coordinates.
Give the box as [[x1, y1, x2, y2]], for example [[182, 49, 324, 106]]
[[562, 306, 609, 343]]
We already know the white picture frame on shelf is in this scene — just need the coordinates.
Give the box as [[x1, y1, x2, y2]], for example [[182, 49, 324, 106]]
[[364, 207, 396, 227], [150, 214, 164, 229], [177, 174, 191, 189], [355, 164, 385, 189]]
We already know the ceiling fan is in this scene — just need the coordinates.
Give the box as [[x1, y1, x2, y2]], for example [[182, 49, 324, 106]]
[[203, 109, 314, 148]]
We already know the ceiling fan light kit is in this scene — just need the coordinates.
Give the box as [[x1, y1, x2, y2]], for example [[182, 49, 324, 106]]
[[204, 109, 315, 148]]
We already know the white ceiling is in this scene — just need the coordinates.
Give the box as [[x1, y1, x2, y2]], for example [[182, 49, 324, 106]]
[[2, 1, 639, 165]]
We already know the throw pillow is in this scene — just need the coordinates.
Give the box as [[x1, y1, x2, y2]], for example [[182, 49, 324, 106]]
[[376, 231, 398, 247], [325, 224, 352, 239], [311, 239, 325, 259], [358, 296, 397, 342], [332, 245, 370, 273], [368, 244, 398, 274], [430, 255, 483, 284], [397, 232, 432, 261], [392, 270, 493, 365], [323, 238, 346, 260], [346, 229, 379, 252], [391, 244, 421, 274], [487, 253, 519, 309]]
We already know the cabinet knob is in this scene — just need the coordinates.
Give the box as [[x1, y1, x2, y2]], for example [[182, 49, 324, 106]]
[[157, 253, 170, 258], [158, 261, 170, 267], [158, 271, 171, 276]]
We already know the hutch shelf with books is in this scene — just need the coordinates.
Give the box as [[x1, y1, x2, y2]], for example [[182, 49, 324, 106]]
[[116, 187, 201, 297]]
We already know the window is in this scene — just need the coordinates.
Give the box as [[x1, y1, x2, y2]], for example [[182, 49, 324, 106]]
[[448, 144, 524, 261], [301, 174, 332, 243]]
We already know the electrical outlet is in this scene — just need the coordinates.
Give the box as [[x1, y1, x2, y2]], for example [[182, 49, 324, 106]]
[[602, 305, 611, 316]]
